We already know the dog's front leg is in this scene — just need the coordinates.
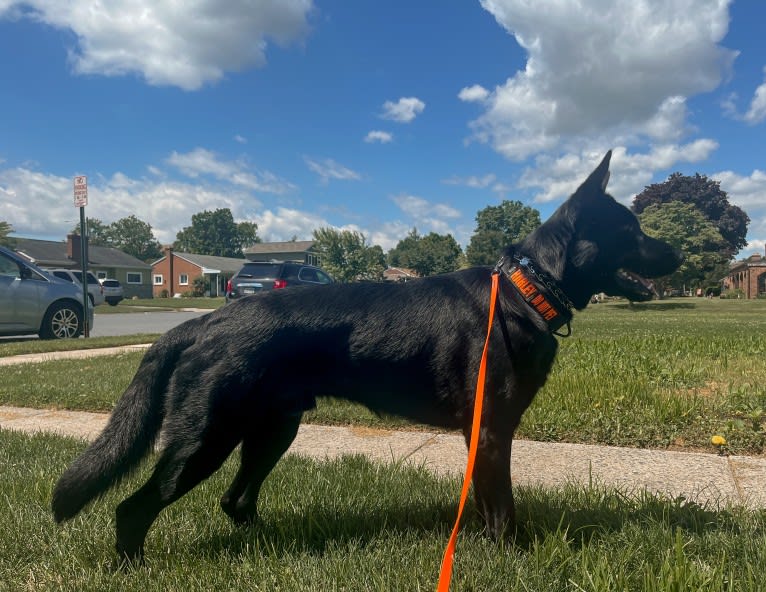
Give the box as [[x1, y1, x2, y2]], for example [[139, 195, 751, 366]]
[[468, 428, 515, 540]]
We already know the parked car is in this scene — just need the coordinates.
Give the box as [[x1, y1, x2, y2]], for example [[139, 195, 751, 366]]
[[99, 278, 124, 306], [226, 261, 334, 302], [47, 268, 105, 306], [0, 245, 94, 339]]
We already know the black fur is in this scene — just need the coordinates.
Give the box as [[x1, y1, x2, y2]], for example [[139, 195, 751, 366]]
[[52, 151, 682, 561]]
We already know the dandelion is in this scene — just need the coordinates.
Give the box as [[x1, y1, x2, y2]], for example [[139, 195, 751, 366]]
[[711, 435, 726, 447]]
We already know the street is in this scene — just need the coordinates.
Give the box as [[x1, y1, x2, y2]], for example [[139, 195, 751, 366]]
[[89, 310, 211, 337]]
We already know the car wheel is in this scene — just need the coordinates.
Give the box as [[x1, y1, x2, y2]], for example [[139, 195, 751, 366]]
[[39, 301, 83, 339], [108, 299, 118, 306]]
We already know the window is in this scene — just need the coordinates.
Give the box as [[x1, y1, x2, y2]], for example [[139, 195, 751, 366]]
[[52, 271, 73, 283], [0, 253, 20, 278], [96, 271, 107, 280], [179, 273, 189, 285], [154, 274, 164, 285], [127, 272, 142, 284]]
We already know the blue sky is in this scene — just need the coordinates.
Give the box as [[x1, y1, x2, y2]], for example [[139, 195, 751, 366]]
[[1, 0, 764, 257]]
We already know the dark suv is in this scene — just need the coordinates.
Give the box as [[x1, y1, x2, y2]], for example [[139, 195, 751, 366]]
[[226, 261, 333, 302]]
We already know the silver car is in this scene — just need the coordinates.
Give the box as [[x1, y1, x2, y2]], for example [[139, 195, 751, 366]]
[[0, 245, 94, 339], [99, 278, 124, 306], [47, 268, 106, 306]]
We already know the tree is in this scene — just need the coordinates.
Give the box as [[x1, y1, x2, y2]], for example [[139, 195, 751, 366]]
[[107, 215, 163, 262], [632, 172, 749, 258], [71, 218, 111, 246], [466, 200, 541, 265], [174, 208, 259, 258], [70, 216, 162, 261], [388, 228, 462, 276], [639, 202, 730, 296], [0, 221, 15, 247], [312, 227, 386, 282]]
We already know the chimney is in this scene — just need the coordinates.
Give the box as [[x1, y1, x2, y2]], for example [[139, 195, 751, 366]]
[[67, 234, 82, 263]]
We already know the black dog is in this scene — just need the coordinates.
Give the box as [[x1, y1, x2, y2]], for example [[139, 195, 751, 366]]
[[52, 151, 681, 561]]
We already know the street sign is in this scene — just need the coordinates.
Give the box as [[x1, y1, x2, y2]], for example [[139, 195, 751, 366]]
[[74, 175, 88, 207]]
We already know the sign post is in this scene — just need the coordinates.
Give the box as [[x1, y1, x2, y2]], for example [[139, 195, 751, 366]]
[[73, 176, 89, 338]]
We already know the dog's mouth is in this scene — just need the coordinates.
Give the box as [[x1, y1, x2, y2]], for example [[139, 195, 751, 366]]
[[614, 269, 656, 301]]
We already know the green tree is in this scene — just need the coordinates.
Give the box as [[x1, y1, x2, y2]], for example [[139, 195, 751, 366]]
[[639, 202, 730, 296], [388, 228, 462, 276], [106, 215, 163, 262], [632, 172, 749, 258], [466, 200, 541, 265], [174, 208, 259, 257], [312, 227, 386, 282], [71, 218, 111, 246], [0, 221, 15, 247]]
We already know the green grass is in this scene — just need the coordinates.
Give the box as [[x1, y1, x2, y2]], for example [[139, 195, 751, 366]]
[[0, 335, 158, 358], [2, 428, 766, 591], [3, 298, 766, 453], [95, 297, 224, 314]]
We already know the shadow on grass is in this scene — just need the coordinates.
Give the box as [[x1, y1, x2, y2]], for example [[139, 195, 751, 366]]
[[612, 302, 697, 311], [193, 476, 753, 559]]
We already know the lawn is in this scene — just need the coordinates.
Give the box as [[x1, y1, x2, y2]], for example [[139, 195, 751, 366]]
[[95, 296, 224, 314], [2, 428, 766, 591], [4, 299, 766, 590], [2, 298, 765, 454]]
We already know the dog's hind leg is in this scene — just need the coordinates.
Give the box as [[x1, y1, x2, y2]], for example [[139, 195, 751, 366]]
[[220, 413, 302, 525], [114, 420, 242, 562]]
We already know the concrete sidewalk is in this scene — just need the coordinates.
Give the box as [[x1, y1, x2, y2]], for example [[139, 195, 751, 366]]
[[3, 404, 766, 510]]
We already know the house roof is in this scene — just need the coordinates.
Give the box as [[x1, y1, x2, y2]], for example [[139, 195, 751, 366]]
[[155, 252, 248, 274], [728, 253, 766, 273], [244, 240, 315, 255], [13, 237, 150, 269]]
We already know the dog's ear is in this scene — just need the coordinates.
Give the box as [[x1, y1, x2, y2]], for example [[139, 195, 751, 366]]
[[576, 150, 612, 196], [570, 239, 599, 268]]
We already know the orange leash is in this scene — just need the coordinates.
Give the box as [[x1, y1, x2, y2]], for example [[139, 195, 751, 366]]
[[436, 272, 500, 592]]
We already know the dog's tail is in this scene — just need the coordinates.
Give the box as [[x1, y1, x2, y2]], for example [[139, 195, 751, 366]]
[[51, 337, 183, 522]]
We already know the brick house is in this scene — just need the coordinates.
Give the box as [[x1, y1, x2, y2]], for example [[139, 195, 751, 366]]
[[151, 248, 247, 297], [723, 249, 766, 298]]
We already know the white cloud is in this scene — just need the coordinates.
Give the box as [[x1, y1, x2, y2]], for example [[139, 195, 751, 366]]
[[304, 157, 361, 183], [254, 207, 328, 242], [713, 169, 766, 208], [166, 148, 295, 193], [741, 239, 766, 258], [234, 135, 247, 144], [380, 97, 425, 123], [442, 173, 497, 189], [468, 0, 736, 160], [0, 165, 262, 244], [721, 67, 766, 124], [458, 84, 489, 102], [744, 68, 766, 124], [390, 194, 461, 236], [364, 130, 393, 144], [518, 141, 719, 204], [0, 0, 314, 90]]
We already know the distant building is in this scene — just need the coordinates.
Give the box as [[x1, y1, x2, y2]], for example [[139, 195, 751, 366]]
[[383, 267, 419, 282], [243, 240, 320, 265], [151, 248, 247, 297], [723, 249, 766, 298], [13, 235, 152, 299]]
